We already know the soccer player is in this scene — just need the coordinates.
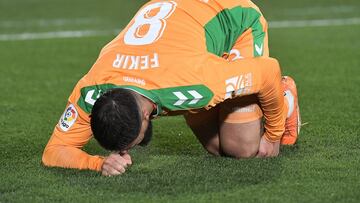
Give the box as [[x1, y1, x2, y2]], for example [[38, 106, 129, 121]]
[[42, 0, 300, 176]]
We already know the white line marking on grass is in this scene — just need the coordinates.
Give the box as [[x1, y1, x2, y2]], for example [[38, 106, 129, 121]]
[[0, 18, 100, 28], [0, 30, 119, 41], [270, 17, 360, 29], [282, 5, 357, 16], [0, 18, 360, 41]]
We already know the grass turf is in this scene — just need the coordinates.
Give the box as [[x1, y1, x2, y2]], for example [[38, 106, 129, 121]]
[[0, 0, 359, 202]]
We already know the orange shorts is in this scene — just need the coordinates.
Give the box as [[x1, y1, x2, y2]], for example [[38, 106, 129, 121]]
[[219, 94, 263, 124], [185, 95, 263, 126]]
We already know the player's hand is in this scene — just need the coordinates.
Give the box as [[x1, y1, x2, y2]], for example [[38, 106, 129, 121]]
[[101, 152, 132, 177], [256, 135, 280, 158]]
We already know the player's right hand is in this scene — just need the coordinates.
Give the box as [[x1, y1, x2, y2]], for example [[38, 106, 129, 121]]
[[256, 135, 280, 158], [101, 152, 132, 177]]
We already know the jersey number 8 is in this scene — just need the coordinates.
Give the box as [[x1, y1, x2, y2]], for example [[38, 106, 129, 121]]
[[124, 1, 177, 45]]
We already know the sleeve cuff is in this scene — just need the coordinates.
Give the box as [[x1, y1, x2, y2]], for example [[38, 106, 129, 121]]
[[264, 132, 281, 143], [88, 155, 105, 172]]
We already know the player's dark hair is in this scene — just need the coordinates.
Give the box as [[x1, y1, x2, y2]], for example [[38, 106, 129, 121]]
[[90, 88, 142, 151]]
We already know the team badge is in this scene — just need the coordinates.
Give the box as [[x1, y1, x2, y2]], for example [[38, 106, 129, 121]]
[[59, 104, 78, 132]]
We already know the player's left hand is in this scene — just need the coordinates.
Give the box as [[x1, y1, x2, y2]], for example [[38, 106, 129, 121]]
[[256, 136, 280, 158]]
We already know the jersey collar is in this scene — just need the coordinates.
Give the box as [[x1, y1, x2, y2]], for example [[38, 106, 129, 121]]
[[120, 86, 162, 117]]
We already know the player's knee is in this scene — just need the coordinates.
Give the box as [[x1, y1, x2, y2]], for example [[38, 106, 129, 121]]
[[219, 120, 262, 159], [220, 131, 259, 159], [222, 142, 258, 158], [203, 142, 221, 156], [237, 145, 258, 158]]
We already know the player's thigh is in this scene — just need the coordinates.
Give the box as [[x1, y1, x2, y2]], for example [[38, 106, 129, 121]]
[[184, 106, 221, 155], [219, 94, 263, 158]]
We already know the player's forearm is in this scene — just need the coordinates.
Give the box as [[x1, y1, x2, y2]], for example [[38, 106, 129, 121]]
[[42, 142, 104, 172], [257, 59, 286, 142]]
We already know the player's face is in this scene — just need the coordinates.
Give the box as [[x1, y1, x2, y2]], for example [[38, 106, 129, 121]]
[[121, 119, 152, 153], [139, 120, 152, 146]]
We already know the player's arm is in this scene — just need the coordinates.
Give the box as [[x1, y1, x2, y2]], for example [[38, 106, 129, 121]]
[[42, 103, 105, 171], [202, 55, 287, 143], [42, 102, 132, 175]]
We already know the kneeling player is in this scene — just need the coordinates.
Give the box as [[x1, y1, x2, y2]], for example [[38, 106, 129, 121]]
[[185, 18, 300, 158], [42, 0, 301, 176]]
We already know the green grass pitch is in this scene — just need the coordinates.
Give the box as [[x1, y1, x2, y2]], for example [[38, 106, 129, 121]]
[[1, 0, 359, 202]]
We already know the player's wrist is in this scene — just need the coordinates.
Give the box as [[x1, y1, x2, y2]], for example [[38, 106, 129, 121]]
[[263, 132, 281, 143], [88, 155, 105, 172]]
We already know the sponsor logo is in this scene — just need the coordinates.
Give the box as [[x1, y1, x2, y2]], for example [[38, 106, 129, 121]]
[[59, 104, 78, 132], [123, 76, 146, 86], [225, 73, 253, 99]]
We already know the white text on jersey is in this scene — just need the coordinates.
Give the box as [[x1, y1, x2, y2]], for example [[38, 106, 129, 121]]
[[113, 53, 159, 70]]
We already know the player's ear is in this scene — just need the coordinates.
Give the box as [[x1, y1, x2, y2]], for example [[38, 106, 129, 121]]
[[142, 109, 151, 121]]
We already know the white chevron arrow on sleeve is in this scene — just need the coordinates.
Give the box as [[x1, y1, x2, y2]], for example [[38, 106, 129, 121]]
[[85, 90, 96, 105], [255, 43, 263, 55], [173, 92, 188, 106], [188, 90, 203, 105]]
